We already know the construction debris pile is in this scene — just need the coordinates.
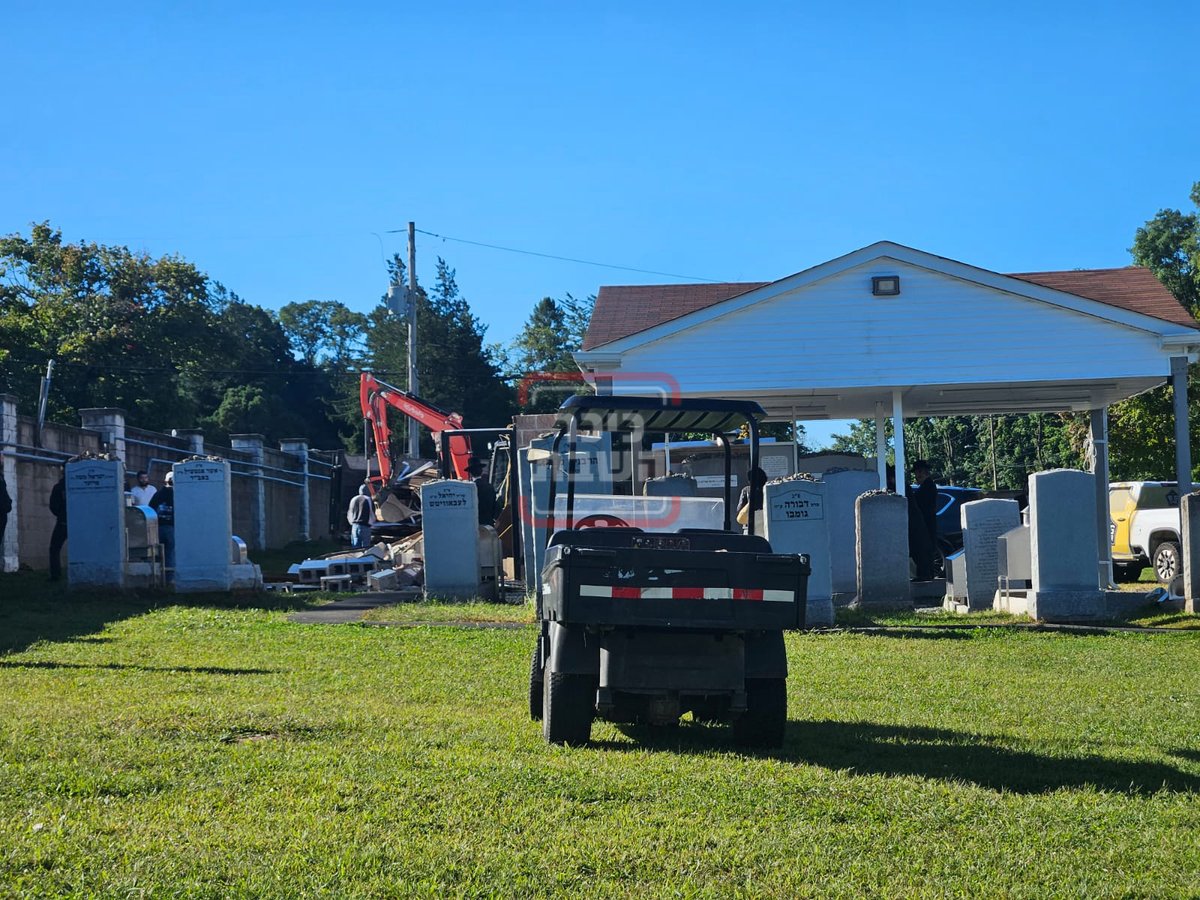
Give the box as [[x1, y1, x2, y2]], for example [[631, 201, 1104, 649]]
[[285, 533, 424, 593]]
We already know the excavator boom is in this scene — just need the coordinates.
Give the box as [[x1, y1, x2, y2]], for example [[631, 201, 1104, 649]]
[[360, 372, 472, 493]]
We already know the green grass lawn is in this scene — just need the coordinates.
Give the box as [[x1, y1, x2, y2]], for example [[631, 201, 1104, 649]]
[[2, 581, 1199, 897]]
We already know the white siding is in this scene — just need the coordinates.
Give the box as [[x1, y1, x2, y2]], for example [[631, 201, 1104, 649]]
[[614, 260, 1173, 394]]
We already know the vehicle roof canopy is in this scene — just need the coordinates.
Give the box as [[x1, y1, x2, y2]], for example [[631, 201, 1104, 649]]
[[554, 395, 765, 434]]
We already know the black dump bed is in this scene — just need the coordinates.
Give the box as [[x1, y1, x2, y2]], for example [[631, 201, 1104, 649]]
[[541, 528, 810, 631]]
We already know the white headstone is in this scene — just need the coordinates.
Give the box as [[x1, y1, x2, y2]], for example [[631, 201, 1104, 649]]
[[422, 479, 481, 600], [855, 492, 912, 608], [174, 459, 238, 592], [1183, 491, 1200, 615], [764, 478, 833, 627], [824, 470, 880, 595], [960, 498, 1021, 611], [66, 457, 127, 588], [1028, 468, 1103, 620]]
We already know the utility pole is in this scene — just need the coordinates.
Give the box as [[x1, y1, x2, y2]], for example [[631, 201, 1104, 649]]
[[407, 222, 420, 459]]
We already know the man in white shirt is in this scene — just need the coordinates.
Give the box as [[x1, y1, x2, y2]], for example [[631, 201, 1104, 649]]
[[130, 470, 157, 506]]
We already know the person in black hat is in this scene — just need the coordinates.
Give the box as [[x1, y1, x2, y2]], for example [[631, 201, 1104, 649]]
[[468, 458, 497, 527], [48, 470, 68, 581], [0, 470, 11, 565]]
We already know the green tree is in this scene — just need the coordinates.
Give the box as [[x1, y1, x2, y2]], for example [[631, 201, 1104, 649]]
[[1131, 182, 1200, 316], [509, 296, 592, 413], [278, 299, 368, 366], [366, 256, 515, 455], [0, 223, 346, 446], [1110, 180, 1200, 480]]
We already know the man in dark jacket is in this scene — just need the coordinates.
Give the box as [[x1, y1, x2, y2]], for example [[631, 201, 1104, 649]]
[[149, 471, 175, 572], [0, 471, 12, 568], [468, 459, 497, 526], [907, 459, 939, 581], [49, 472, 68, 581]]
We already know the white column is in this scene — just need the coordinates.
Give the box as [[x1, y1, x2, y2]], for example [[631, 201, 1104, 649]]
[[875, 402, 887, 490], [892, 389, 906, 496], [0, 394, 18, 573], [1089, 407, 1112, 588], [791, 405, 799, 473]]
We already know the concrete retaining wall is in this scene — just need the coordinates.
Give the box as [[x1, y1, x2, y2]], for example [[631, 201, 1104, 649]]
[[2, 397, 338, 571]]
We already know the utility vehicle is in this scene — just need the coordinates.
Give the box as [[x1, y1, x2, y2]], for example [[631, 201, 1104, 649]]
[[529, 396, 810, 747]]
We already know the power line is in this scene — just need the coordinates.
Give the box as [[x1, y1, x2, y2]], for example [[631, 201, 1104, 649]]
[[2, 355, 400, 379], [387, 227, 716, 282]]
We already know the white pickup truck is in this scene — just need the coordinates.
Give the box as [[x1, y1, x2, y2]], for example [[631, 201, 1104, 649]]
[[1109, 481, 1182, 583]]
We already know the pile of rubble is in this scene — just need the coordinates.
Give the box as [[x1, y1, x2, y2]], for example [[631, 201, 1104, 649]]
[[283, 532, 424, 593]]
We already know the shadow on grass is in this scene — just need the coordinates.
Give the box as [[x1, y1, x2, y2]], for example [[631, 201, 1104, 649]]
[[0, 660, 276, 675], [593, 720, 1200, 795], [0, 570, 321, 655]]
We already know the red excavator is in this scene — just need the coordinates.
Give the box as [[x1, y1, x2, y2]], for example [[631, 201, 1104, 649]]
[[359, 372, 473, 495]]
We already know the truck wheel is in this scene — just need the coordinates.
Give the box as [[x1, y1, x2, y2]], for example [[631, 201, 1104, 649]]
[[733, 678, 787, 749], [543, 672, 594, 746], [1153, 541, 1181, 584], [528, 641, 544, 722]]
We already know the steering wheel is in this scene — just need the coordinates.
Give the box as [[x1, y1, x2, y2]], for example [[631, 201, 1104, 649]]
[[574, 513, 630, 529]]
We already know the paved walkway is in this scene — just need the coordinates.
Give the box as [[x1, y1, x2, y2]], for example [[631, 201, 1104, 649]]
[[288, 591, 419, 625], [287, 591, 529, 629]]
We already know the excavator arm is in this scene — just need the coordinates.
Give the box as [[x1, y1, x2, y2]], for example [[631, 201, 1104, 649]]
[[360, 372, 472, 493]]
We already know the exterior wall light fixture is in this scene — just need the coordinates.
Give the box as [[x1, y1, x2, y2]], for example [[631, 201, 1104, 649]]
[[872, 276, 900, 296]]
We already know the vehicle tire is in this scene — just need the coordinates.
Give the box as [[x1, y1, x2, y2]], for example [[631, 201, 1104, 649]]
[[1112, 562, 1144, 583], [1153, 541, 1181, 584], [542, 671, 594, 746], [733, 678, 787, 749], [528, 640, 544, 722]]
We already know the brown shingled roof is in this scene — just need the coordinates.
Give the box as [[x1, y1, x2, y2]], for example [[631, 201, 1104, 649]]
[[583, 282, 765, 350], [582, 266, 1195, 350], [1008, 267, 1196, 329]]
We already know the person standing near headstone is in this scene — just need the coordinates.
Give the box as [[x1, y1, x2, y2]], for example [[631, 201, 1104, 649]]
[[468, 458, 497, 527], [48, 471, 68, 582], [149, 471, 175, 572], [130, 470, 157, 506], [0, 470, 12, 561], [347, 484, 374, 549], [907, 459, 939, 581], [736, 467, 768, 533]]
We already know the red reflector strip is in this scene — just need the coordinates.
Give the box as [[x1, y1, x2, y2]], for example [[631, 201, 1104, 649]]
[[578, 585, 794, 603]]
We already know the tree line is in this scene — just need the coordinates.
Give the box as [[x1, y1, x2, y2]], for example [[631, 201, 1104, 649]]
[[0, 223, 591, 452]]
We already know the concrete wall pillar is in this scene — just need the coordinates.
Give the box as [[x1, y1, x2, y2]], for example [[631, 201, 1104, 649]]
[[176, 428, 205, 457], [1089, 406, 1112, 588], [1172, 356, 1192, 495], [891, 389, 906, 496], [230, 434, 266, 550], [79, 408, 128, 461], [1, 394, 18, 572], [1182, 492, 1200, 614], [280, 438, 310, 542]]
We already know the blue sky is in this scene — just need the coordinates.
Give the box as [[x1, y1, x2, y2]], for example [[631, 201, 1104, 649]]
[[3, 2, 1197, 446]]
